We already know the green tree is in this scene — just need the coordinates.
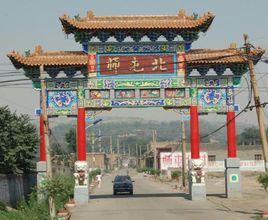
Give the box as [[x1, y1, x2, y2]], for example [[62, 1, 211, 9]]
[[65, 127, 76, 153], [237, 127, 261, 145], [0, 106, 38, 174]]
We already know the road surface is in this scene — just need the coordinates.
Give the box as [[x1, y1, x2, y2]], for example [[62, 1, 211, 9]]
[[71, 169, 257, 220]]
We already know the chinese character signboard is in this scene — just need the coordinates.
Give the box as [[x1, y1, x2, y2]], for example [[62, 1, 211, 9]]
[[160, 152, 208, 170], [98, 53, 176, 76]]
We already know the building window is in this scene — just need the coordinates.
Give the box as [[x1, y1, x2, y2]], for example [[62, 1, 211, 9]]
[[254, 154, 262, 160], [208, 155, 216, 161]]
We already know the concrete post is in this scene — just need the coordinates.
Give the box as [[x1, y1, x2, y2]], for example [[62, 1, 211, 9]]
[[74, 108, 89, 204], [225, 112, 241, 198], [189, 106, 206, 200], [37, 115, 47, 201], [37, 161, 47, 201]]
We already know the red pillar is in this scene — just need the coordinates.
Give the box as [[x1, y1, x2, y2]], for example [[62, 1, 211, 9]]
[[190, 106, 200, 159], [39, 115, 46, 161], [77, 108, 86, 161], [227, 111, 237, 158]]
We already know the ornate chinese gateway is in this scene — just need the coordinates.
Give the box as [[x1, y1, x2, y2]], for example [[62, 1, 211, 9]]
[[8, 9, 264, 202]]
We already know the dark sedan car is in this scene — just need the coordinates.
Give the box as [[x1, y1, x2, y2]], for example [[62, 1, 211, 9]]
[[113, 175, 134, 195]]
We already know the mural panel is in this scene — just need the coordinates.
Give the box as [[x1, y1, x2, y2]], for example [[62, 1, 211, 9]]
[[47, 91, 77, 115], [140, 89, 160, 98], [115, 89, 135, 99], [165, 88, 185, 98], [89, 90, 110, 99], [198, 89, 227, 112]]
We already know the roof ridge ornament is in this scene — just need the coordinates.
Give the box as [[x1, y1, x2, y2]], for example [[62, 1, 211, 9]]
[[229, 42, 237, 49], [35, 45, 43, 55], [87, 10, 94, 19], [178, 9, 186, 19]]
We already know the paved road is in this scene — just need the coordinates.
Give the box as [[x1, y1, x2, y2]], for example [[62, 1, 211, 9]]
[[71, 169, 252, 220]]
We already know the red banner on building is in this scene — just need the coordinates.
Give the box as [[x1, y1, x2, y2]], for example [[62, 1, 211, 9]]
[[98, 53, 176, 76]]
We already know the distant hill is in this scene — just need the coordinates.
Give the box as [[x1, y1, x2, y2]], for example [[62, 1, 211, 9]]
[[45, 116, 251, 154]]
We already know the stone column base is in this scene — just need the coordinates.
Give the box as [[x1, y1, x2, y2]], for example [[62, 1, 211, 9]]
[[189, 183, 206, 200], [188, 159, 206, 200], [225, 158, 242, 198], [74, 186, 89, 205]]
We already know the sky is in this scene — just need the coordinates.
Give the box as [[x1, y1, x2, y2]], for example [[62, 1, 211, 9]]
[[0, 0, 268, 125]]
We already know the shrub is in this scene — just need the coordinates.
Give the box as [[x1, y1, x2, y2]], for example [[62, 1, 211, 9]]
[[136, 167, 143, 173], [0, 194, 49, 220], [91, 168, 101, 177], [89, 168, 101, 183], [0, 175, 75, 220], [0, 201, 7, 212], [138, 167, 160, 176], [41, 175, 75, 212], [258, 173, 268, 192], [171, 170, 181, 180]]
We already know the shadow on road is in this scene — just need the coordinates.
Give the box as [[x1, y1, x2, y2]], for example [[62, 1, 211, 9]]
[[206, 193, 227, 198], [90, 193, 189, 200]]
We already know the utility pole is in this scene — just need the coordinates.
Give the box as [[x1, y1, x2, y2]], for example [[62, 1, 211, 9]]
[[123, 133, 126, 155], [98, 129, 101, 152], [40, 66, 55, 219], [181, 120, 187, 187], [92, 130, 95, 168], [109, 136, 113, 169], [117, 138, 120, 167], [109, 136, 113, 154], [117, 138, 120, 154], [154, 130, 158, 142], [91, 130, 95, 153], [138, 145, 142, 168], [244, 34, 268, 171], [152, 130, 157, 142]]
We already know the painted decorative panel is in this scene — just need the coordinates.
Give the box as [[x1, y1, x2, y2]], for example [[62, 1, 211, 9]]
[[87, 41, 185, 53], [43, 75, 238, 114], [44, 78, 188, 90], [165, 98, 190, 106], [198, 89, 227, 112], [140, 89, 160, 98], [165, 88, 185, 98], [111, 99, 164, 107], [114, 79, 159, 88], [88, 90, 110, 99], [92, 78, 185, 90], [115, 90, 135, 99], [84, 98, 190, 108], [188, 77, 232, 88], [47, 91, 77, 115], [98, 53, 176, 77]]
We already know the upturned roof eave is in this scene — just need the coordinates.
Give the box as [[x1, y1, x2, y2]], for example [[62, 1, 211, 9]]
[[7, 47, 264, 70], [59, 11, 215, 35]]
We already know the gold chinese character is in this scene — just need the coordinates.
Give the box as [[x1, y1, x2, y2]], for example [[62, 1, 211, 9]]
[[129, 57, 144, 73], [152, 58, 167, 71], [107, 57, 120, 74]]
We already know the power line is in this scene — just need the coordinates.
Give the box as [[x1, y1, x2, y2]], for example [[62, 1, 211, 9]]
[[200, 74, 252, 140], [0, 50, 256, 81]]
